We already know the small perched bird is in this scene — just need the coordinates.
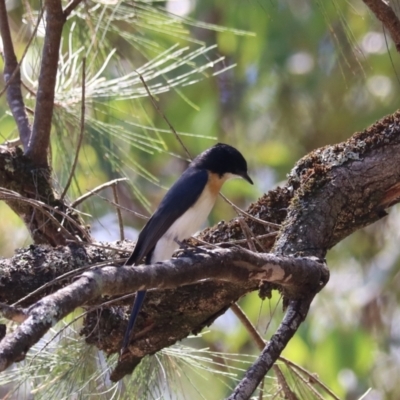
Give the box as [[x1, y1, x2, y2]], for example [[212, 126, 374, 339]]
[[121, 143, 253, 353]]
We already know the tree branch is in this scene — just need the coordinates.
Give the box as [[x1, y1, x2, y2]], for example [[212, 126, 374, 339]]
[[0, 0, 31, 148], [0, 248, 326, 373], [25, 0, 65, 167], [362, 0, 400, 51], [228, 298, 312, 400]]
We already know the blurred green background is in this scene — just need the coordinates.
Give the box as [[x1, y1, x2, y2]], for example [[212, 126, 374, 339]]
[[1, 0, 400, 399]]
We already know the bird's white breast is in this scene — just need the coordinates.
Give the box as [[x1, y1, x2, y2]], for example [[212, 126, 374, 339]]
[[151, 184, 217, 263]]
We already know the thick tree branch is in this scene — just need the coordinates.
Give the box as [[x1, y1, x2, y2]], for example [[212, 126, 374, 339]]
[[362, 0, 400, 51], [0, 248, 326, 372], [0, 0, 31, 148], [25, 0, 65, 167]]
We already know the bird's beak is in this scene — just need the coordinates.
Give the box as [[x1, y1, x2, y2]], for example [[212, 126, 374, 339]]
[[242, 172, 253, 185]]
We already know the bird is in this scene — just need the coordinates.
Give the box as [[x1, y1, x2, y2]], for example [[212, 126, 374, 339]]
[[121, 143, 253, 354]]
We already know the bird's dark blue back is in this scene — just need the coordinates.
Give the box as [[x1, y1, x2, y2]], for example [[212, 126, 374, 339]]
[[126, 167, 208, 266]]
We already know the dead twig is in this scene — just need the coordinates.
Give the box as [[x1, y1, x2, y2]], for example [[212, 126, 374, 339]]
[[221, 193, 281, 229], [238, 217, 267, 252], [71, 178, 128, 208], [12, 259, 115, 307], [280, 357, 340, 400], [0, 188, 91, 242], [273, 364, 299, 400], [64, 0, 84, 17], [138, 73, 192, 160], [231, 303, 265, 350], [112, 183, 125, 240], [93, 193, 148, 220]]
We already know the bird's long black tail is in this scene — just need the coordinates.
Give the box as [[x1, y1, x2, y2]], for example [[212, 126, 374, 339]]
[[121, 290, 147, 353]]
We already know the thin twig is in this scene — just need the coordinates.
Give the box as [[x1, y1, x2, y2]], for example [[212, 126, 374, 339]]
[[382, 26, 400, 89], [21, 82, 37, 98], [61, 57, 86, 200], [271, 388, 283, 400], [30, 288, 141, 362], [280, 357, 340, 400], [257, 379, 264, 400], [220, 193, 281, 229], [193, 232, 278, 248], [139, 75, 280, 244], [0, 191, 76, 241], [71, 178, 128, 208], [12, 260, 114, 306], [231, 302, 299, 399], [30, 309, 88, 363], [238, 217, 257, 252], [63, 0, 84, 17], [238, 217, 267, 252], [112, 183, 125, 240], [0, 188, 91, 241], [89, 193, 150, 220], [231, 303, 265, 350], [287, 367, 323, 400], [228, 299, 313, 400], [3, 138, 21, 147], [230, 292, 332, 400], [138, 73, 192, 160], [93, 193, 148, 220], [273, 364, 298, 400], [190, 236, 220, 248], [69, 241, 130, 253], [21, 0, 34, 25]]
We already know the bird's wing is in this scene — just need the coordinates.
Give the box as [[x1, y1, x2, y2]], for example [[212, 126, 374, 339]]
[[126, 167, 208, 265]]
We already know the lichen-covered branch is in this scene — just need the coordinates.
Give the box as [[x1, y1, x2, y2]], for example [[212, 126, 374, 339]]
[[0, 248, 326, 373]]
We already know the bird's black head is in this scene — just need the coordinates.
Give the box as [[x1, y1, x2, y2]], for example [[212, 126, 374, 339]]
[[192, 143, 253, 184]]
